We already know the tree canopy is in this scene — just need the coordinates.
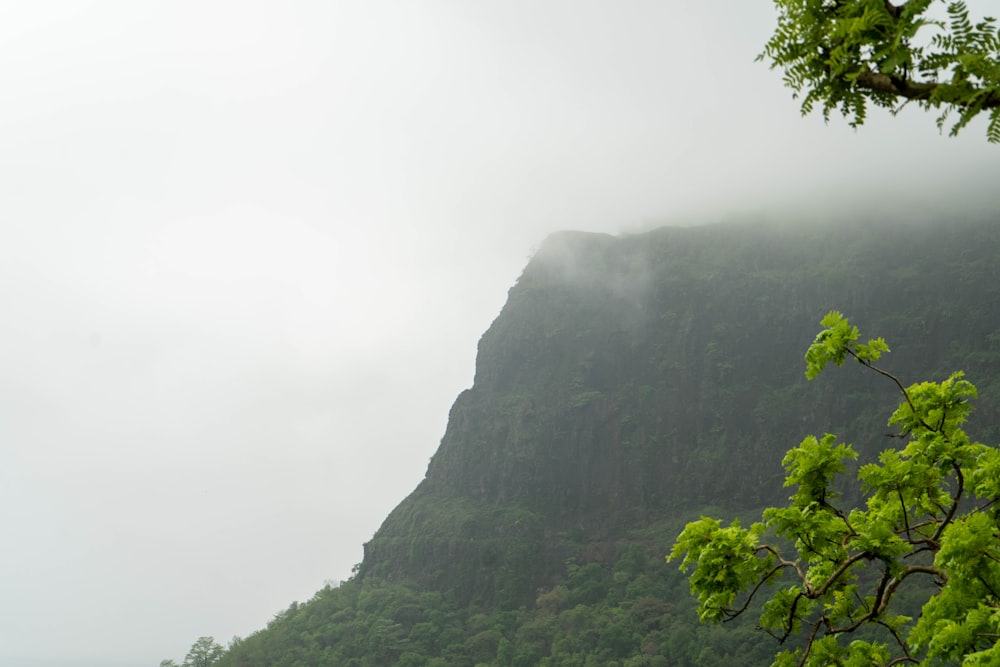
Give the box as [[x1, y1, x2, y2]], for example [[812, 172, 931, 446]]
[[182, 637, 225, 667], [670, 312, 1000, 665], [760, 1, 1000, 141]]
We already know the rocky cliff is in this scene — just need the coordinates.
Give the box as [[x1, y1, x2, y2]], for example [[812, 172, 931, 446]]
[[359, 219, 1000, 607]]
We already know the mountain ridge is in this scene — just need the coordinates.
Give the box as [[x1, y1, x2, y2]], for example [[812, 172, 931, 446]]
[[359, 218, 1000, 607], [215, 217, 1000, 666]]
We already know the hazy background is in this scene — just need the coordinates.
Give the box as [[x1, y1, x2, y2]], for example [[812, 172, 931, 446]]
[[0, 2, 995, 665]]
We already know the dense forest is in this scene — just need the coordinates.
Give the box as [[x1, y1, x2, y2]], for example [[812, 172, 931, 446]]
[[166, 218, 1000, 666]]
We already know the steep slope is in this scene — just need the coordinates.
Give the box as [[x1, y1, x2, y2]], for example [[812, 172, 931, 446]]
[[360, 219, 1000, 607], [212, 218, 1000, 667]]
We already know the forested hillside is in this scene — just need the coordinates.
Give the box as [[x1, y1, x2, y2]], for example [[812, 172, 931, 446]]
[[201, 218, 1000, 667]]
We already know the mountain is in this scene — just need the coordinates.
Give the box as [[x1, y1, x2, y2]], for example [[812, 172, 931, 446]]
[[213, 218, 1000, 666]]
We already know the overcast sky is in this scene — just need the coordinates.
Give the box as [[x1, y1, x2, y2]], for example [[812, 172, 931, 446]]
[[1, 2, 996, 665]]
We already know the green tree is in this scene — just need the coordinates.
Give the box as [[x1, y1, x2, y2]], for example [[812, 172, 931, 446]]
[[760, 0, 1000, 141], [670, 312, 1000, 665], [182, 636, 225, 667]]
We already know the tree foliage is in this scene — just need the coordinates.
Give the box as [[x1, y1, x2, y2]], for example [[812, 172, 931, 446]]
[[182, 636, 225, 667], [205, 545, 778, 667], [760, 1, 1000, 141], [670, 312, 1000, 665]]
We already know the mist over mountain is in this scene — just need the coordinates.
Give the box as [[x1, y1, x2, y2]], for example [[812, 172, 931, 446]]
[[208, 217, 1000, 666]]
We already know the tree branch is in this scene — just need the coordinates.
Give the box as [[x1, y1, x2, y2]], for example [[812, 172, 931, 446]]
[[809, 552, 869, 598], [897, 488, 912, 540], [847, 349, 937, 434], [854, 71, 1000, 108], [796, 620, 823, 667], [878, 618, 916, 665], [883, 0, 903, 19], [930, 463, 964, 544], [762, 544, 808, 582], [721, 559, 791, 622]]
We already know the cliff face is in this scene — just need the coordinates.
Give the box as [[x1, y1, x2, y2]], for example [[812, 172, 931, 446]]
[[360, 220, 1000, 606]]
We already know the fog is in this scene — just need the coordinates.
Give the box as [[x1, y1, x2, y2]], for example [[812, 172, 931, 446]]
[[0, 2, 995, 665]]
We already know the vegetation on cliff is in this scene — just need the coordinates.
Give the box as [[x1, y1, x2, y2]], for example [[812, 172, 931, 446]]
[[169, 218, 1000, 667], [360, 220, 1000, 608]]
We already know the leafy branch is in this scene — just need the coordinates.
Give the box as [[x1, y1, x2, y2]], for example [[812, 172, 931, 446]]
[[760, 0, 1000, 142], [669, 311, 1000, 665]]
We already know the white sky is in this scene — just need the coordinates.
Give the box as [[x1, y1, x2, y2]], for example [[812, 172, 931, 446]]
[[0, 2, 996, 665]]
